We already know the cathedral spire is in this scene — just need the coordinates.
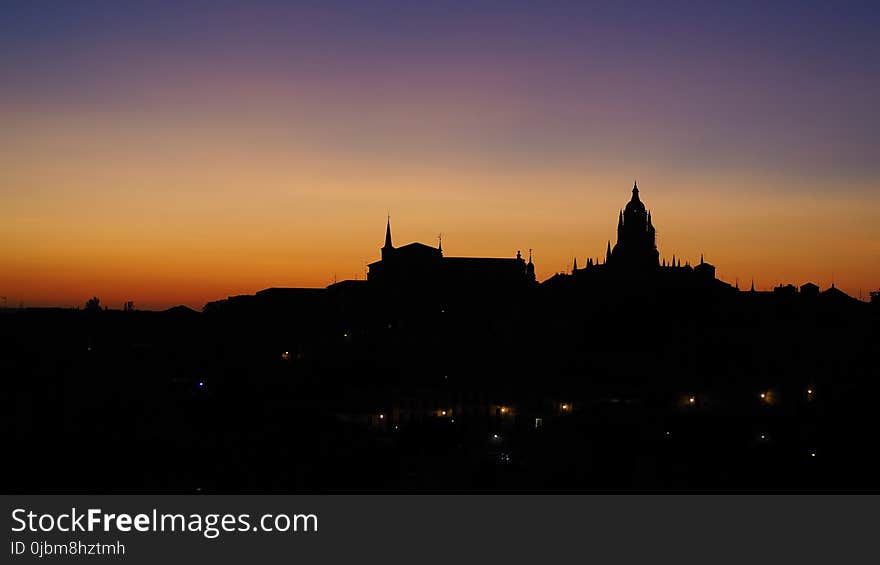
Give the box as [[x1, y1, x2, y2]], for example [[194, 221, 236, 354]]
[[383, 215, 393, 249], [572, 257, 578, 273], [606, 240, 612, 262], [632, 180, 640, 200]]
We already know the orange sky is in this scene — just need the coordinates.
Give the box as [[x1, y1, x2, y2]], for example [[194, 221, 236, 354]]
[[3, 116, 877, 310], [2, 2, 879, 309]]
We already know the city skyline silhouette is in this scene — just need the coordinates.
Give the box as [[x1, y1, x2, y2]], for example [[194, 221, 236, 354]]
[[2, 180, 874, 311], [3, 0, 880, 494], [3, 2, 879, 309], [4, 179, 877, 491]]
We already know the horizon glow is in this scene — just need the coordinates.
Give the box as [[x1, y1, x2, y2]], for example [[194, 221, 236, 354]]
[[2, 1, 878, 309]]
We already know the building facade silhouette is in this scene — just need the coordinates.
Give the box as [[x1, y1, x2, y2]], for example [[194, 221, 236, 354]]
[[367, 217, 536, 290], [608, 181, 659, 271]]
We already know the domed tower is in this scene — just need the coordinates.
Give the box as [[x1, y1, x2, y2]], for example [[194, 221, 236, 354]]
[[608, 181, 660, 271]]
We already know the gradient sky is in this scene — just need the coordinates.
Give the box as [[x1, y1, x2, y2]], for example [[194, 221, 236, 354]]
[[2, 0, 879, 309]]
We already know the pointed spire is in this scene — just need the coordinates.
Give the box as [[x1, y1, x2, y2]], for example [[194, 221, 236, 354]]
[[632, 179, 640, 200], [528, 248, 533, 265], [606, 240, 612, 262], [438, 233, 442, 253], [750, 278, 755, 292], [383, 215, 393, 249], [572, 257, 578, 273], [618, 210, 623, 227], [700, 253, 704, 265]]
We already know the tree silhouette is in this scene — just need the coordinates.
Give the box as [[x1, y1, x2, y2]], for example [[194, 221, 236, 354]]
[[85, 296, 101, 311]]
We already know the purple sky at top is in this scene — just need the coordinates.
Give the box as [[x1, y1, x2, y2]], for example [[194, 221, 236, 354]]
[[2, 0, 878, 185]]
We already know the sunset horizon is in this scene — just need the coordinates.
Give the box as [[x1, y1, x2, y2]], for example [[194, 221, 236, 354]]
[[5, 182, 877, 311], [8, 2, 880, 549], [3, 1, 878, 309]]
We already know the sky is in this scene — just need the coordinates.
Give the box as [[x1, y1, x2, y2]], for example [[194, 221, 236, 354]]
[[2, 0, 879, 309]]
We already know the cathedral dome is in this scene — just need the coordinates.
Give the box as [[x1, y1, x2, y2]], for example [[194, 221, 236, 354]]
[[624, 182, 646, 213]]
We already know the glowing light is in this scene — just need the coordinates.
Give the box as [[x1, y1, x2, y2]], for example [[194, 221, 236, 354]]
[[760, 393, 766, 399], [500, 406, 508, 414], [807, 388, 813, 395], [379, 413, 385, 420], [441, 410, 447, 416], [688, 396, 696, 405], [561, 403, 569, 412], [811, 451, 816, 457], [197, 381, 204, 388]]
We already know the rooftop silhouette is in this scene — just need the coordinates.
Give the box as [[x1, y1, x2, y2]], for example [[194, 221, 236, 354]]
[[3, 181, 878, 493]]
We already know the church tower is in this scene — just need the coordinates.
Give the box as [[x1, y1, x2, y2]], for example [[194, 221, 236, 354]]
[[608, 181, 660, 271], [381, 216, 394, 261]]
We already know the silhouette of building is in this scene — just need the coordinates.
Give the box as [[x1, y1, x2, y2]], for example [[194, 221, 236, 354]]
[[562, 182, 735, 297], [607, 181, 659, 271], [800, 282, 820, 297], [367, 217, 536, 290]]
